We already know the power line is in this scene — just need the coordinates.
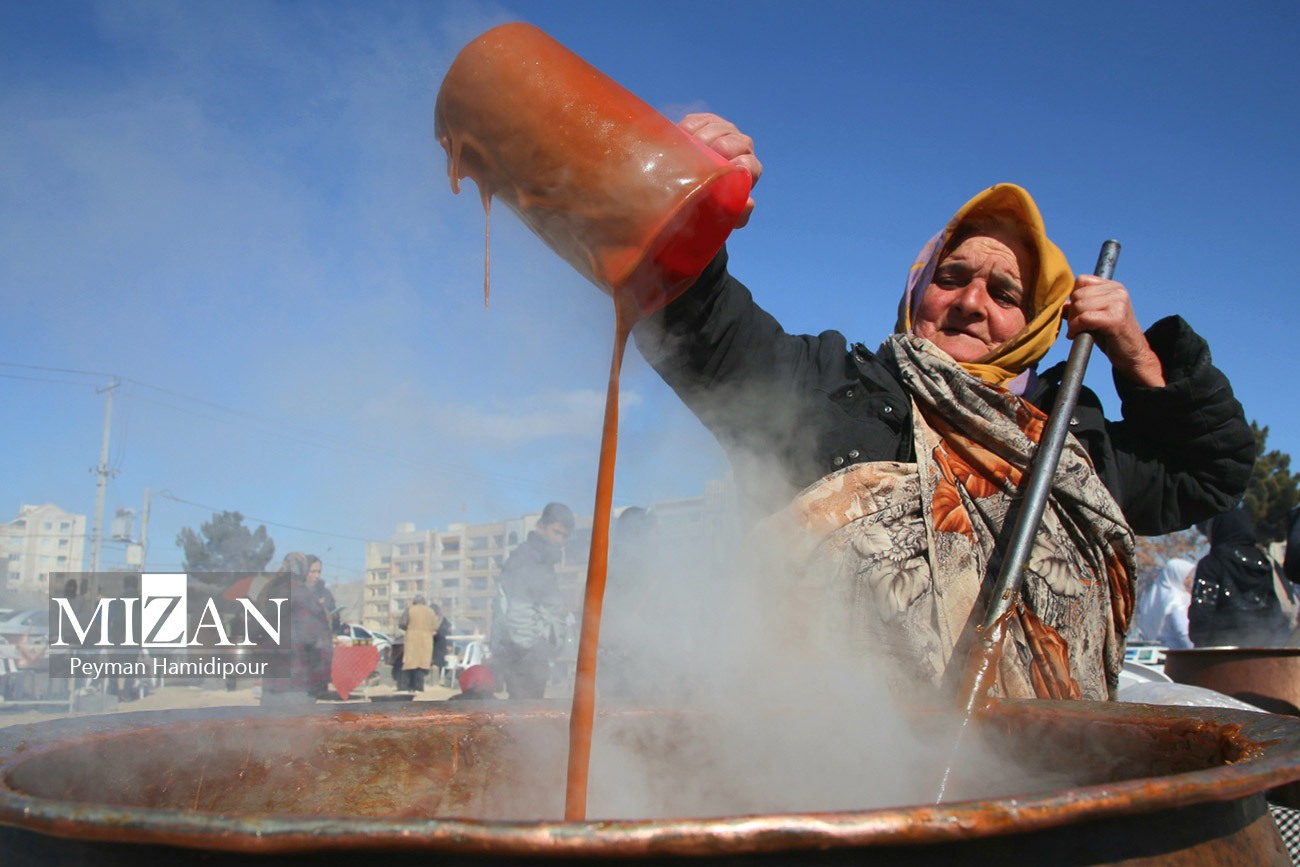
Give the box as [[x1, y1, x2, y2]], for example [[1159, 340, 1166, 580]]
[[0, 362, 106, 378], [0, 372, 96, 386], [3, 360, 601, 503], [156, 492, 372, 543]]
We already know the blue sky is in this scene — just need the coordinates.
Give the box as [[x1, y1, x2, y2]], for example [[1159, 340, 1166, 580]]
[[3, 1, 1297, 583]]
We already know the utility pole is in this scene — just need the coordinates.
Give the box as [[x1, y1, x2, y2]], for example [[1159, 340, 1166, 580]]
[[139, 487, 151, 569], [90, 379, 119, 573]]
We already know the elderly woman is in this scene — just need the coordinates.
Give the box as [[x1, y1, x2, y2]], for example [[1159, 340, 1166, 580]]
[[635, 115, 1253, 702]]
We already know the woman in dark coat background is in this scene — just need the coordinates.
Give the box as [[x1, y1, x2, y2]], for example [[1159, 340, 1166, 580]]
[[1190, 509, 1290, 647], [259, 551, 334, 705]]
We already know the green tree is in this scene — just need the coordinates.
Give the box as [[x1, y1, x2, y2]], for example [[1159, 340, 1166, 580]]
[[176, 511, 275, 573], [1243, 422, 1300, 542]]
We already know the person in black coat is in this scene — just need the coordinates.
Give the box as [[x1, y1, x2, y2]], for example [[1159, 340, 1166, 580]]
[[631, 114, 1253, 700], [431, 603, 452, 676], [490, 502, 574, 699], [1190, 509, 1290, 647]]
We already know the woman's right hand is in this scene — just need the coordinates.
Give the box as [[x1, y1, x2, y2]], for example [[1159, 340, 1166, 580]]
[[679, 113, 762, 227]]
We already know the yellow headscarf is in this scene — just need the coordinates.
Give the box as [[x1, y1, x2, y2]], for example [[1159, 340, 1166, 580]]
[[895, 184, 1076, 387]]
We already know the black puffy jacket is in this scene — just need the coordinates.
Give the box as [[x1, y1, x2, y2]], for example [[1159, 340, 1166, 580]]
[[635, 250, 1254, 534], [1190, 509, 1289, 647]]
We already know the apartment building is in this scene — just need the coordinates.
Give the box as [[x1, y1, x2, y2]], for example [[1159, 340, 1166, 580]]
[[1, 503, 87, 596], [364, 514, 563, 639], [362, 484, 738, 642]]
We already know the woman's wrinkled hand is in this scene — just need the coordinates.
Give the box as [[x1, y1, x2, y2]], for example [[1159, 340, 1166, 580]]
[[679, 112, 762, 227], [1064, 275, 1166, 387]]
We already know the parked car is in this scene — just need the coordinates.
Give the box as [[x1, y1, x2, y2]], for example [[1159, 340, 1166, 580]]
[[0, 608, 49, 641], [336, 622, 392, 662]]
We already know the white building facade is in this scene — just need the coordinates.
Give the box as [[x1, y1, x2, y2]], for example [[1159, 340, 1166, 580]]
[[1, 503, 87, 597], [362, 482, 740, 642]]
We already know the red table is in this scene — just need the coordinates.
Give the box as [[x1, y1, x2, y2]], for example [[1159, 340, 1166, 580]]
[[331, 644, 379, 700]]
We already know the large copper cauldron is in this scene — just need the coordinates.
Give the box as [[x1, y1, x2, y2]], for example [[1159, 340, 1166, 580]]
[[1165, 647, 1300, 717], [0, 700, 1297, 865]]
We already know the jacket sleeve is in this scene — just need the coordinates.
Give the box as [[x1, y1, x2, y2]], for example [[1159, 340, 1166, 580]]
[[633, 248, 852, 475], [1103, 316, 1255, 536]]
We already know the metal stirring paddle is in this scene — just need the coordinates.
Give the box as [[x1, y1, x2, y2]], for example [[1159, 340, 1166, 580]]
[[935, 239, 1121, 803]]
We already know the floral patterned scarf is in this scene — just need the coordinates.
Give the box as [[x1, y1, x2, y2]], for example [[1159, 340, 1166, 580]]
[[765, 335, 1135, 701]]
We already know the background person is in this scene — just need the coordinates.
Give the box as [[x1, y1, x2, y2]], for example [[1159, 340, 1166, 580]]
[[491, 502, 573, 699], [259, 551, 334, 706], [631, 114, 1254, 701], [1132, 559, 1195, 650], [397, 595, 439, 692], [306, 554, 340, 632], [1190, 509, 1290, 648], [106, 574, 144, 699], [431, 602, 452, 680], [599, 506, 659, 701]]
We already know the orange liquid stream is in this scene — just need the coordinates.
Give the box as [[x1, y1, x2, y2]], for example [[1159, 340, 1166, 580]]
[[564, 289, 635, 820], [481, 189, 491, 309], [463, 162, 636, 820]]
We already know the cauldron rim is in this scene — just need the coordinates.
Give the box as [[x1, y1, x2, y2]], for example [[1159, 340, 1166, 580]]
[[0, 699, 1297, 858]]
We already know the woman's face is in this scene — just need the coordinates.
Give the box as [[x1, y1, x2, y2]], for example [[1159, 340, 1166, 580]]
[[307, 561, 322, 584], [913, 230, 1033, 362]]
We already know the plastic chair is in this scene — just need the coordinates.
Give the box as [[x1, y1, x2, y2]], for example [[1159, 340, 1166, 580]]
[[447, 641, 487, 689], [439, 653, 459, 688]]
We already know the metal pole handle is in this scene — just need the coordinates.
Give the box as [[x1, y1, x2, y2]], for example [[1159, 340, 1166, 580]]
[[935, 240, 1121, 805], [977, 239, 1120, 630]]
